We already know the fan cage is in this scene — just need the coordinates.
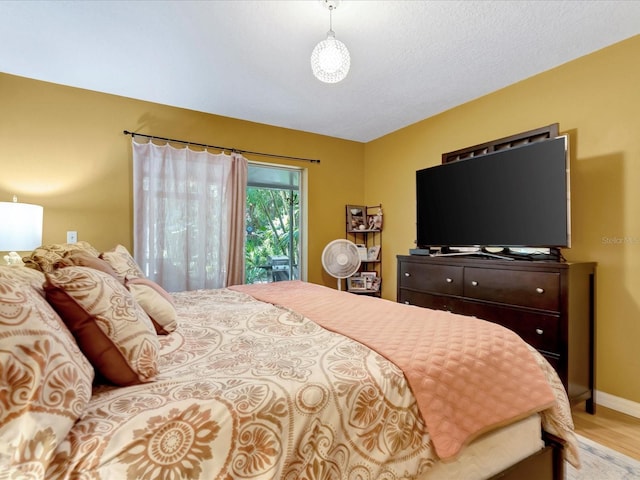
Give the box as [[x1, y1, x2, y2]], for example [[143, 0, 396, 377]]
[[321, 239, 361, 279]]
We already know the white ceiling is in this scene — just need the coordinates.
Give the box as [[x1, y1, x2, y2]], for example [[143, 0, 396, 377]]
[[2, 0, 639, 142]]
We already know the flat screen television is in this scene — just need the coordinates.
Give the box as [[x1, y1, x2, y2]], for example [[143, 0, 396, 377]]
[[416, 136, 570, 251]]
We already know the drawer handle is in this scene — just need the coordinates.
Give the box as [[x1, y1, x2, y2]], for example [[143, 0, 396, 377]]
[[404, 272, 411, 277], [536, 287, 544, 294], [471, 281, 478, 286], [536, 328, 544, 335], [445, 277, 453, 283]]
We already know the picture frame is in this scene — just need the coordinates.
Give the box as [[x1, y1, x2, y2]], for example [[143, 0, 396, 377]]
[[347, 205, 366, 232], [367, 211, 383, 230], [367, 245, 380, 261], [360, 271, 377, 290], [347, 276, 367, 291]]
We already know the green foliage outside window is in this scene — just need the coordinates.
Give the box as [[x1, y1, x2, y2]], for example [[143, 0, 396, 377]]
[[245, 187, 299, 284]]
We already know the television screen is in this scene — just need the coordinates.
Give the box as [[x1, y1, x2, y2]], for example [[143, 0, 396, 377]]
[[416, 136, 569, 249]]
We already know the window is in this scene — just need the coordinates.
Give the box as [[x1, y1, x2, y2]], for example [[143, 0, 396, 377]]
[[245, 163, 304, 284]]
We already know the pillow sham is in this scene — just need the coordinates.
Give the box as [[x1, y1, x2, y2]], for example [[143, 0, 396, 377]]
[[0, 276, 94, 473], [100, 244, 145, 282], [126, 277, 178, 335], [22, 240, 100, 273], [0, 264, 46, 297], [55, 251, 122, 283], [44, 266, 159, 386]]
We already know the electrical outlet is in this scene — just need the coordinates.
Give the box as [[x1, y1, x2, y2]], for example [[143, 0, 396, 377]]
[[67, 231, 78, 243]]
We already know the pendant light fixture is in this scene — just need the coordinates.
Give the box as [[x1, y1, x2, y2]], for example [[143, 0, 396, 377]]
[[311, 0, 350, 83]]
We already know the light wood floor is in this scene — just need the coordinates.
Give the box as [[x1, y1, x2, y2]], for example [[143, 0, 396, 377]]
[[572, 403, 640, 461]]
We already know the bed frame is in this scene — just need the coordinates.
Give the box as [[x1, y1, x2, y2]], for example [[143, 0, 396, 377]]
[[489, 432, 565, 480]]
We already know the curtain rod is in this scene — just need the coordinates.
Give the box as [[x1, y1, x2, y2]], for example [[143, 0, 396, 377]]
[[123, 130, 320, 164]]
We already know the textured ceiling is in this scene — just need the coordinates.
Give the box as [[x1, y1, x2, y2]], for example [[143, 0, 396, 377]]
[[1, 0, 639, 142]]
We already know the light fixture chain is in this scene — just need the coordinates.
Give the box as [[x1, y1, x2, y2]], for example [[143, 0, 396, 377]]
[[329, 5, 333, 33]]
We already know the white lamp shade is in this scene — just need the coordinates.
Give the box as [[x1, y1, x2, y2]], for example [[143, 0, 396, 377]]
[[0, 201, 43, 251], [311, 33, 351, 83]]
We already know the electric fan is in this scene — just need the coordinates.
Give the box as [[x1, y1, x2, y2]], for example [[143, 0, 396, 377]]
[[321, 239, 361, 290]]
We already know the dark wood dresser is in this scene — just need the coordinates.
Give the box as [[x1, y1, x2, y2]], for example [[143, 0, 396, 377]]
[[397, 254, 596, 412]]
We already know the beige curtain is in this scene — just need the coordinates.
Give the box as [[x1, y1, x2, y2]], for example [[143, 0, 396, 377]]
[[132, 140, 247, 291], [225, 154, 247, 286]]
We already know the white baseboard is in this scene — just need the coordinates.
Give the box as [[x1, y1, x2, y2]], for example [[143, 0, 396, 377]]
[[595, 390, 640, 419]]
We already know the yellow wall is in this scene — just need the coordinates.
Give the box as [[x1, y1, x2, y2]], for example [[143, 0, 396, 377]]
[[2, 34, 639, 405], [0, 73, 365, 287], [366, 35, 640, 404]]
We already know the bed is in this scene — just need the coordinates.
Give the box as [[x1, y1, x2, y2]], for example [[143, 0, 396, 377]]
[[0, 242, 579, 479]]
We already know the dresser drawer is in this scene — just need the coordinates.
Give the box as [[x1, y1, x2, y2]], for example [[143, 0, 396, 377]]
[[464, 267, 560, 311], [498, 312, 561, 354], [399, 289, 465, 312], [399, 263, 463, 296], [463, 302, 561, 353]]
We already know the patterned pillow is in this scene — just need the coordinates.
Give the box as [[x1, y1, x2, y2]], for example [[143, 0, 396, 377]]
[[22, 240, 100, 273], [0, 276, 94, 474], [44, 266, 159, 386], [100, 244, 145, 282], [55, 251, 122, 283], [0, 264, 46, 297], [126, 277, 178, 335]]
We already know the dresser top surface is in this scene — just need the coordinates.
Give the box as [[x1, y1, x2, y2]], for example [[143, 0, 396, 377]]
[[397, 254, 595, 272]]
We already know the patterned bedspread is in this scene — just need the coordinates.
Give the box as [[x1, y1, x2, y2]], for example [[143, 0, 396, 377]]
[[48, 287, 438, 479], [46, 285, 577, 479], [232, 281, 559, 460]]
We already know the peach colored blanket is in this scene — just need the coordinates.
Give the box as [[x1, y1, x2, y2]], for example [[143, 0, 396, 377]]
[[231, 281, 556, 460]]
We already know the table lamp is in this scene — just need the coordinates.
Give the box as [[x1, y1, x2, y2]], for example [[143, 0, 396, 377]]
[[0, 196, 43, 265]]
